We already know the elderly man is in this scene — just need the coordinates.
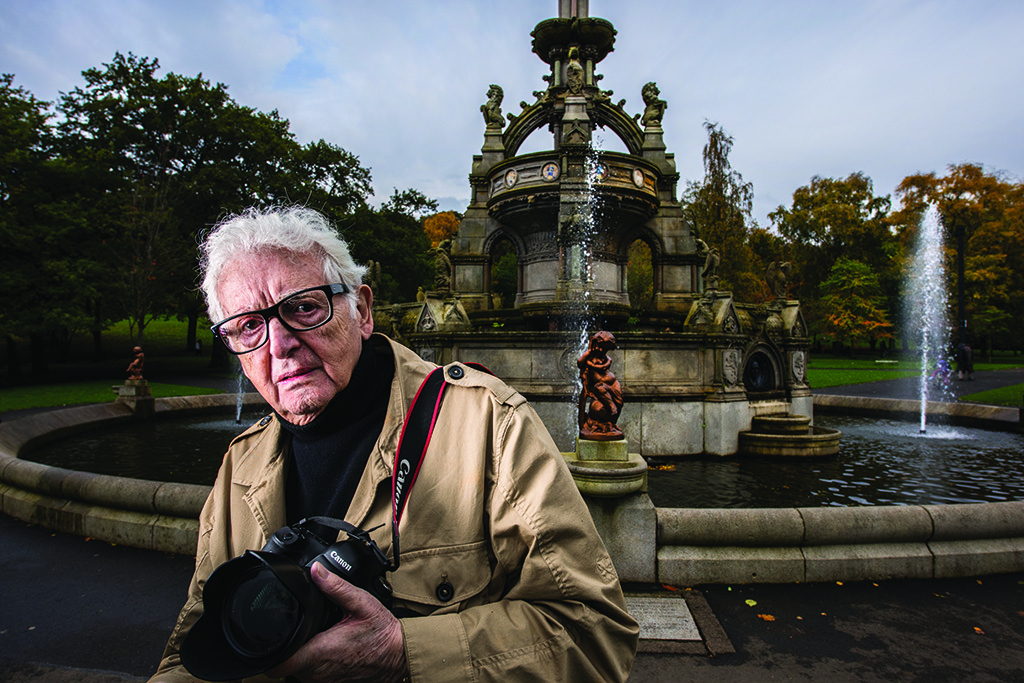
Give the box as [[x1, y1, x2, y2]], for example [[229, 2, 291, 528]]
[[150, 207, 638, 683]]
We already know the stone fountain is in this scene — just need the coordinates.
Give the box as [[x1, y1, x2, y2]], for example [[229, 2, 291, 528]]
[[386, 0, 817, 458]]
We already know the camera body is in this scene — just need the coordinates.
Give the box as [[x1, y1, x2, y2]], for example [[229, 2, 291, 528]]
[[180, 518, 392, 681]]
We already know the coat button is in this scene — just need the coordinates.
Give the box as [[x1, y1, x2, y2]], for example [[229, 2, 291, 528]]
[[436, 581, 455, 602], [447, 365, 464, 380]]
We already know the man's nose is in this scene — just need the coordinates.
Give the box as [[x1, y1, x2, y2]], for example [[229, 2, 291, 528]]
[[266, 316, 301, 357]]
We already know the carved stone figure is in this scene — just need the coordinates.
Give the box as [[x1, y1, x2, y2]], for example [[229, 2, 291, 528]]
[[566, 46, 585, 94], [702, 247, 721, 291], [766, 261, 791, 300], [366, 260, 383, 301], [577, 331, 624, 441], [639, 82, 667, 127], [433, 239, 453, 292], [127, 346, 145, 380], [481, 84, 506, 130]]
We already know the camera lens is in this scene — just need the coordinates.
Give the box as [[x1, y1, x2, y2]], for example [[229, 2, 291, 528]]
[[222, 566, 302, 657]]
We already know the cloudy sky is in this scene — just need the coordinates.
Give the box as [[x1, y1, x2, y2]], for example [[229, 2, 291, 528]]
[[3, 0, 1022, 227]]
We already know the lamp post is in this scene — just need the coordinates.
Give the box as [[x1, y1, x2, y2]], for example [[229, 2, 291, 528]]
[[956, 220, 966, 348]]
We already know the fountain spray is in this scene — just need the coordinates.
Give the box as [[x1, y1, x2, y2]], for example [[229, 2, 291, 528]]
[[905, 206, 950, 433]]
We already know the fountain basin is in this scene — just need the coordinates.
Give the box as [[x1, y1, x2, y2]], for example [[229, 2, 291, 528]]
[[738, 425, 842, 457], [4, 396, 1024, 584]]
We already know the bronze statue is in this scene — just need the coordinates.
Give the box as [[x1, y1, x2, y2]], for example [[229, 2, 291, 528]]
[[481, 84, 506, 130], [577, 331, 624, 441], [127, 346, 145, 380], [639, 82, 667, 127]]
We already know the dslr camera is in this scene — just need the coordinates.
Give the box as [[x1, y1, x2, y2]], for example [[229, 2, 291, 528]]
[[180, 518, 392, 681]]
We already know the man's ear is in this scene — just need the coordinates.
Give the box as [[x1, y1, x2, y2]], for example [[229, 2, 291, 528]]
[[355, 284, 374, 339]]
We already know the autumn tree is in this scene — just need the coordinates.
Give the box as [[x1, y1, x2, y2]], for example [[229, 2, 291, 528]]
[[682, 120, 761, 299], [894, 163, 1024, 355], [423, 211, 461, 247], [818, 258, 894, 349], [769, 172, 895, 342]]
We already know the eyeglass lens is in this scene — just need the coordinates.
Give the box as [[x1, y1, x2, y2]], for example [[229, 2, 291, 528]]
[[218, 288, 334, 352]]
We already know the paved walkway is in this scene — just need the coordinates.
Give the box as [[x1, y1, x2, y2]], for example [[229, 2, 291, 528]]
[[4, 369, 1024, 682]]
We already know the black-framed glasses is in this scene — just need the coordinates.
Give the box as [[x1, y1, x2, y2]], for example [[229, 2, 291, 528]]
[[210, 283, 350, 355]]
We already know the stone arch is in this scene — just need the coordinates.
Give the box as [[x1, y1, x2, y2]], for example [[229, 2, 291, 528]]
[[619, 226, 664, 305], [742, 345, 783, 395], [483, 228, 524, 309]]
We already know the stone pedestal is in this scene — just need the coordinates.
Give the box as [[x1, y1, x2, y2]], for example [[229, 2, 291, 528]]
[[584, 493, 657, 583], [564, 437, 654, 582], [113, 379, 155, 418]]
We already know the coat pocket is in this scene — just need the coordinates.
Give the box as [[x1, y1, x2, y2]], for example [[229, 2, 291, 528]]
[[389, 540, 491, 608]]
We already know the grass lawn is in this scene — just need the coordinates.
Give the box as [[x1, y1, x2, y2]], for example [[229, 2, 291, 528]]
[[0, 381, 224, 413], [960, 384, 1024, 407]]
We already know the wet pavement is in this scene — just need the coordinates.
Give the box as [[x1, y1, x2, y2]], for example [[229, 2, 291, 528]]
[[3, 369, 1024, 681]]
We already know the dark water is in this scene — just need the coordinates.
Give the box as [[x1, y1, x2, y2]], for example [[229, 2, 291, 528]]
[[646, 415, 1024, 508], [23, 413, 1024, 506], [24, 411, 269, 485]]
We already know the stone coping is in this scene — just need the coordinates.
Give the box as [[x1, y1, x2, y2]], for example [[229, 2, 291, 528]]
[[2, 394, 1023, 583], [813, 394, 1020, 431]]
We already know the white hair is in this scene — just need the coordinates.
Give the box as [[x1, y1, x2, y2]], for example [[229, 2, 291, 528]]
[[200, 206, 367, 321]]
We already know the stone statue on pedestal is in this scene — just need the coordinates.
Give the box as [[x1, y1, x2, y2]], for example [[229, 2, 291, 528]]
[[481, 84, 506, 130], [639, 82, 667, 127]]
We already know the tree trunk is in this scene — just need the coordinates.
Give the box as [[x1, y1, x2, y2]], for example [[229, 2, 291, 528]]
[[30, 332, 48, 377], [6, 335, 22, 381]]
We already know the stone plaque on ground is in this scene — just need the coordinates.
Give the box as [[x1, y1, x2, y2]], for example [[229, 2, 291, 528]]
[[624, 596, 701, 641]]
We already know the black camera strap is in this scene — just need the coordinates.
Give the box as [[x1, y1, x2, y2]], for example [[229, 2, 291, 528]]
[[389, 363, 490, 571], [389, 367, 446, 571]]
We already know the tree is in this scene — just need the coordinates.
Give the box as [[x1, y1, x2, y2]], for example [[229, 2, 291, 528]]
[[818, 258, 894, 349], [626, 239, 654, 311], [894, 164, 1024, 354], [681, 121, 760, 299], [769, 172, 895, 339], [56, 52, 376, 352], [0, 74, 113, 375], [423, 211, 461, 247]]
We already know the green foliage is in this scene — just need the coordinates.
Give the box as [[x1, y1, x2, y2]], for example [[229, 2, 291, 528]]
[[491, 247, 518, 309], [681, 120, 761, 299], [770, 172, 896, 336], [818, 258, 893, 346], [626, 239, 654, 310], [337, 206, 433, 303]]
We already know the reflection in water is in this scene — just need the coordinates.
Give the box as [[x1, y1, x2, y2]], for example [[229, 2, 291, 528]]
[[645, 415, 1024, 508], [24, 413, 1024, 507], [25, 413, 267, 485]]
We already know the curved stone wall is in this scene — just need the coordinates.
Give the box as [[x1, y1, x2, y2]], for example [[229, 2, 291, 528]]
[[2, 395, 1023, 583], [0, 396, 264, 555]]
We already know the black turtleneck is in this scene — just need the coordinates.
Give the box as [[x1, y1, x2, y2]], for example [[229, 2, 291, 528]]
[[280, 337, 394, 524]]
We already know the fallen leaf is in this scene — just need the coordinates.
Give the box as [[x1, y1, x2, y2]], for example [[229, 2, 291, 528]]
[[758, 614, 776, 621], [974, 627, 985, 634], [796, 616, 803, 620], [836, 581, 843, 586], [745, 599, 758, 607], [1016, 611, 1024, 617], [661, 584, 679, 592]]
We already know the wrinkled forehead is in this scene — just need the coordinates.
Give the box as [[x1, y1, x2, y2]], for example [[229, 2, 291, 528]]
[[217, 248, 327, 313]]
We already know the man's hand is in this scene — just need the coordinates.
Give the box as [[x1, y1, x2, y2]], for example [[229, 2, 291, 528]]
[[266, 561, 408, 683]]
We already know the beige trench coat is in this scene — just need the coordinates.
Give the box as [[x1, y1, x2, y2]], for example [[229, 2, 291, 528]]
[[151, 336, 638, 683]]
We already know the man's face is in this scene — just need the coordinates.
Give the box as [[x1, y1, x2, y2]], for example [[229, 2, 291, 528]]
[[216, 249, 373, 425]]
